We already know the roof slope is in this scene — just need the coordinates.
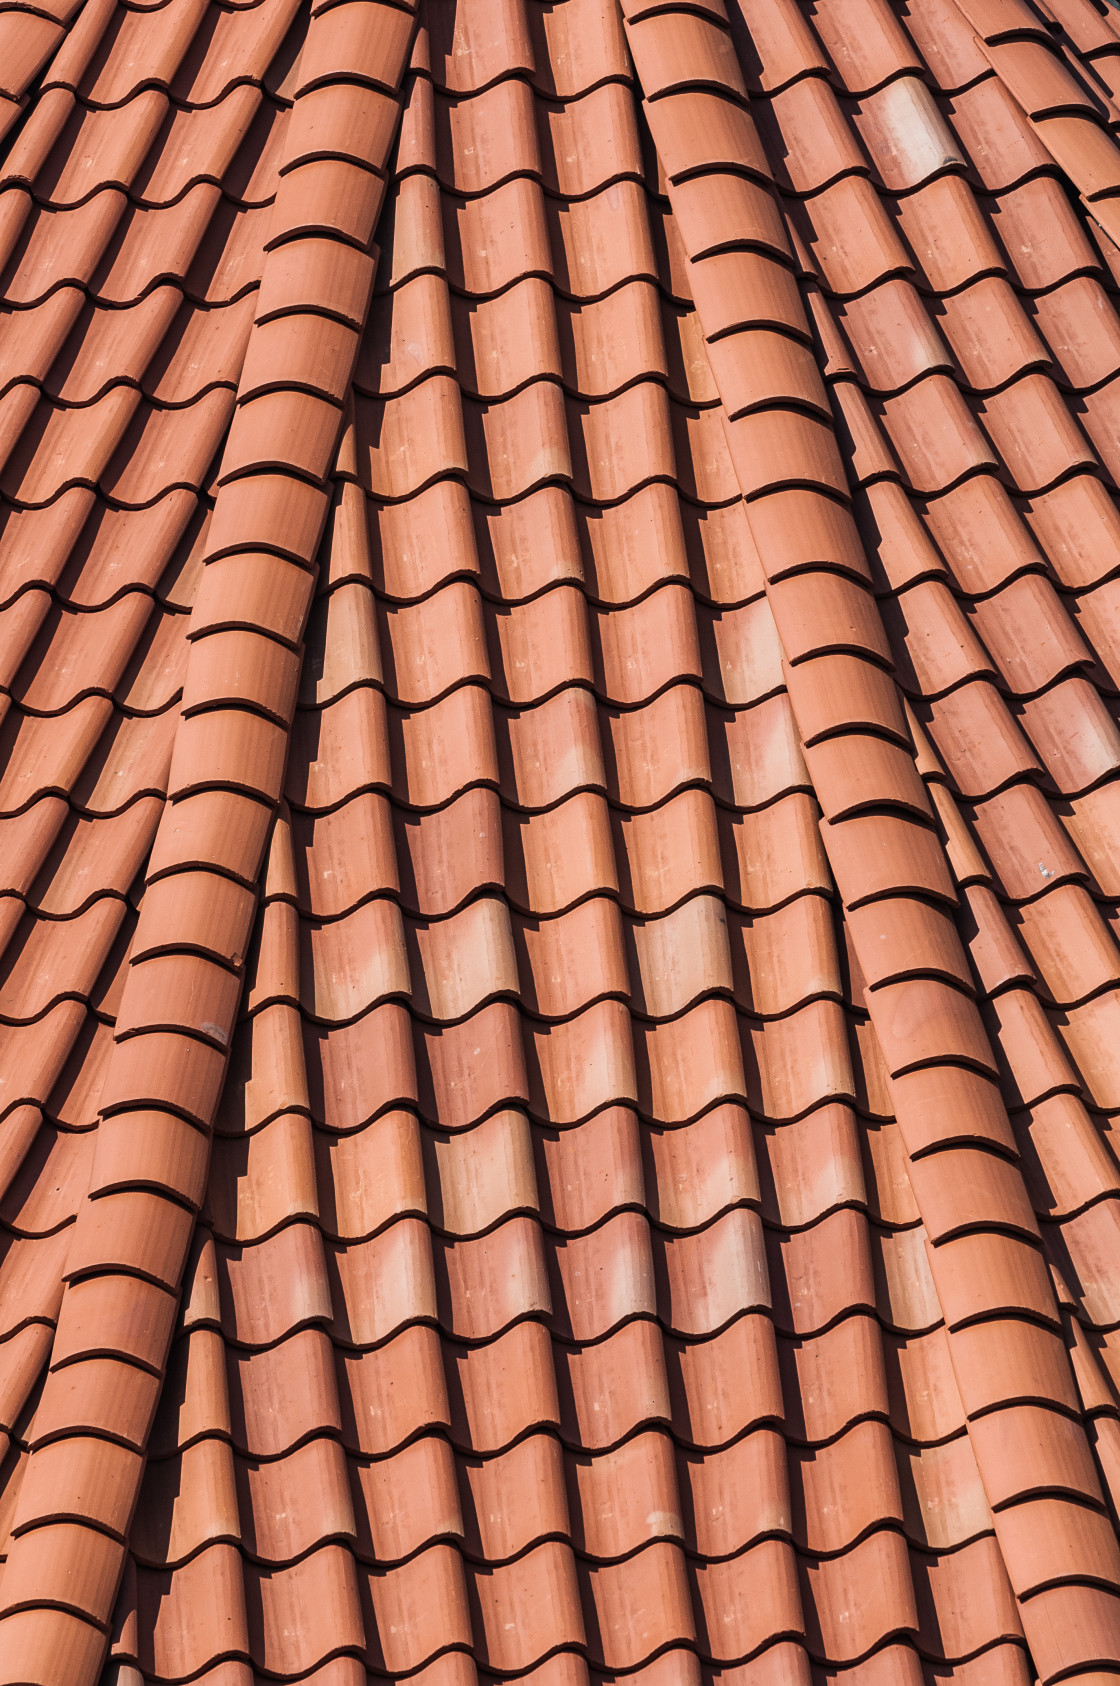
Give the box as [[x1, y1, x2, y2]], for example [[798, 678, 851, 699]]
[[3, 0, 1120, 1680]]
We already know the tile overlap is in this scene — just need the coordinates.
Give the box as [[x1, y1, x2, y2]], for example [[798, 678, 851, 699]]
[[4, 0, 1120, 1681]]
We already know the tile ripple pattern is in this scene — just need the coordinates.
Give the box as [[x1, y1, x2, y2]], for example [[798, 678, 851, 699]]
[[3, 0, 1120, 1681]]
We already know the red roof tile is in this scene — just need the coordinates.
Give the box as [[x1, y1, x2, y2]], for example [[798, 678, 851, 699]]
[[5, 0, 1120, 1681]]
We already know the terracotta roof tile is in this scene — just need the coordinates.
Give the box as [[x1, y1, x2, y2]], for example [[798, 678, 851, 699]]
[[6, 0, 1120, 1680]]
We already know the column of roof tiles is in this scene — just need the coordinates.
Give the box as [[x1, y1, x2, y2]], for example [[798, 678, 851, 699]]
[[126, 3, 1022, 1682], [0, 0, 304, 1671], [144, 5, 742, 1681], [766, 0, 1120, 1678], [0, 1, 416, 1681], [311, 11, 726, 1679], [118, 802, 367, 1683], [773, 7, 1120, 1678], [0, 0, 297, 1183], [620, 4, 1027, 1680], [782, 0, 1120, 1541], [627, 1, 1120, 1681], [125, 26, 485, 1677]]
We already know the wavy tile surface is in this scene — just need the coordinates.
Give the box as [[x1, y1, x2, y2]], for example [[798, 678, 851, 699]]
[[3, 0, 1120, 1681]]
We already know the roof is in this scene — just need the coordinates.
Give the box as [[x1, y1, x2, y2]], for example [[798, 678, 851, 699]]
[[2, 0, 1120, 1679]]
